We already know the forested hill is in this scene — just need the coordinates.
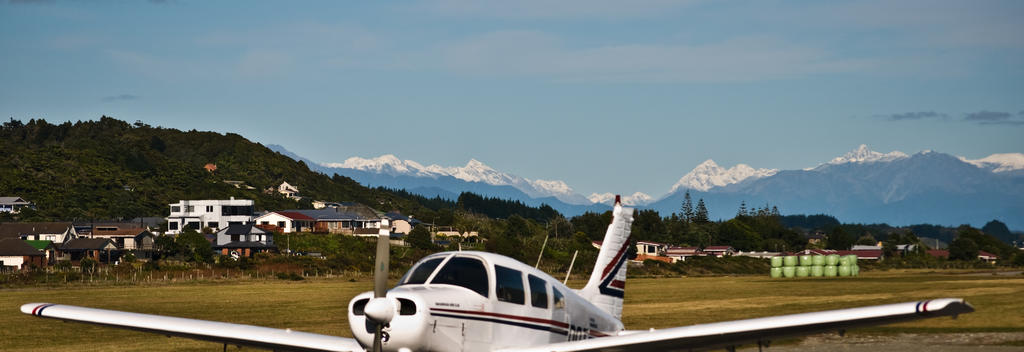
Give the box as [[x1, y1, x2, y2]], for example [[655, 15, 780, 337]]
[[0, 117, 456, 222]]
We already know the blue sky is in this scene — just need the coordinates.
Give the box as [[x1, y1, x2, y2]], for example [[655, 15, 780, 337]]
[[2, 0, 1022, 197]]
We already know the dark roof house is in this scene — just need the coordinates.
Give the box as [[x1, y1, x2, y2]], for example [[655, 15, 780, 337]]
[[0, 222, 77, 242], [214, 224, 275, 257], [0, 238, 46, 257]]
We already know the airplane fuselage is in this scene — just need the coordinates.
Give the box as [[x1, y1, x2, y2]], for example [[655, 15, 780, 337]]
[[347, 251, 624, 351]]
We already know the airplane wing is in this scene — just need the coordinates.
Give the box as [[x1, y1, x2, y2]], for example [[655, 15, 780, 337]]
[[21, 302, 364, 352], [497, 298, 973, 352]]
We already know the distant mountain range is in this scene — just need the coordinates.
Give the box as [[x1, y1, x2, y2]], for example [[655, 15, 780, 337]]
[[269, 144, 1024, 229], [648, 146, 1024, 230], [266, 145, 609, 216]]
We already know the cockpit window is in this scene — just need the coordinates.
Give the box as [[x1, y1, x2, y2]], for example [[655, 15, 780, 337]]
[[495, 265, 525, 305], [401, 257, 444, 285], [528, 274, 548, 309], [429, 257, 489, 297]]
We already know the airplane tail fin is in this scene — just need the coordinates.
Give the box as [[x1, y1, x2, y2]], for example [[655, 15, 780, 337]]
[[579, 195, 634, 320]]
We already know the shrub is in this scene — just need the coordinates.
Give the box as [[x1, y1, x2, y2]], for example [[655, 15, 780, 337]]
[[79, 258, 97, 273]]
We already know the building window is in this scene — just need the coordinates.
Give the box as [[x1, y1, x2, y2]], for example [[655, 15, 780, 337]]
[[171, 206, 181, 213], [169, 222, 179, 230], [186, 205, 195, 213], [207, 222, 219, 229], [206, 205, 214, 213], [222, 205, 253, 216], [231, 234, 240, 242], [228, 222, 242, 227], [261, 221, 269, 225], [277, 221, 286, 228], [186, 222, 200, 230]]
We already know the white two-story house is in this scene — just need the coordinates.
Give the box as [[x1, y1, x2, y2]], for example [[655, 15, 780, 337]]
[[166, 198, 253, 235]]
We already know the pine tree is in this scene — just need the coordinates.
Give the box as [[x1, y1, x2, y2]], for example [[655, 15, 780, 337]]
[[695, 198, 709, 223], [770, 205, 780, 217], [681, 191, 694, 222], [737, 201, 748, 217]]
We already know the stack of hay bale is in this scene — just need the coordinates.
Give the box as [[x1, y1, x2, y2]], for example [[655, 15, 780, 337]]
[[770, 253, 858, 278]]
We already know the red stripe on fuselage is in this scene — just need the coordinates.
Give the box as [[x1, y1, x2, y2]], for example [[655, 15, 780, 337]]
[[431, 308, 570, 329], [429, 308, 613, 338], [609, 280, 625, 289], [428, 306, 610, 337]]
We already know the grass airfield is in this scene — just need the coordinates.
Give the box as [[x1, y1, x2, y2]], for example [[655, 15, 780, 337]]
[[1, 270, 1022, 351]]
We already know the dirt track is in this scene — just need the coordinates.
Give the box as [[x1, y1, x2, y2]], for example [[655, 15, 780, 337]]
[[738, 332, 1024, 352]]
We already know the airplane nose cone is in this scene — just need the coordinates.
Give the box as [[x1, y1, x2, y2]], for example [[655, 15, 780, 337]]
[[364, 297, 396, 323]]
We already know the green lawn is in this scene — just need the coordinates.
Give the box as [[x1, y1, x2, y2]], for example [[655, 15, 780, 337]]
[[1, 270, 1021, 351]]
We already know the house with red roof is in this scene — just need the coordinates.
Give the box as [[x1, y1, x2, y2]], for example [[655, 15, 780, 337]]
[[253, 211, 315, 233]]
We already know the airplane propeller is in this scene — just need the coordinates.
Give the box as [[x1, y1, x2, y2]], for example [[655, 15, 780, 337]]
[[365, 226, 392, 352]]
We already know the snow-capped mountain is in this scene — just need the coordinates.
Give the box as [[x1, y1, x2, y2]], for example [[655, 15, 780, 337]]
[[822, 144, 909, 166], [669, 159, 778, 192], [324, 154, 590, 205], [649, 145, 1024, 229], [588, 192, 653, 206], [272, 143, 1022, 228], [960, 153, 1024, 173]]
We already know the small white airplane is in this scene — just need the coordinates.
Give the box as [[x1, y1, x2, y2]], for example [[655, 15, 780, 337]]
[[22, 196, 973, 351]]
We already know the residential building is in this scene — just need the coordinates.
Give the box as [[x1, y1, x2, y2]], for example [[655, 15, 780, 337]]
[[433, 226, 480, 240], [253, 211, 315, 233], [213, 224, 275, 257], [665, 246, 701, 262], [89, 227, 156, 251], [262, 204, 383, 235], [0, 197, 35, 213], [977, 251, 999, 263], [277, 181, 300, 200], [801, 248, 883, 260], [0, 238, 46, 270], [704, 246, 737, 257], [632, 241, 674, 263], [734, 251, 781, 259], [166, 198, 254, 235], [0, 222, 77, 243], [385, 212, 422, 234], [636, 241, 668, 256], [59, 238, 117, 264], [24, 240, 56, 265]]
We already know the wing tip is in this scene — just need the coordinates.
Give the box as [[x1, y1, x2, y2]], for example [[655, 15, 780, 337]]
[[942, 298, 975, 314], [21, 303, 53, 316]]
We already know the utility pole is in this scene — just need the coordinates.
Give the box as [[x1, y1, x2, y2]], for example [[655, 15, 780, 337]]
[[535, 234, 549, 269]]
